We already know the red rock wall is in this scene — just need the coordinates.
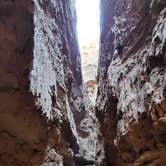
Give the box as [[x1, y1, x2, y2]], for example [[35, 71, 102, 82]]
[[96, 0, 166, 165], [31, 0, 104, 165], [0, 1, 49, 165], [0, 0, 104, 165]]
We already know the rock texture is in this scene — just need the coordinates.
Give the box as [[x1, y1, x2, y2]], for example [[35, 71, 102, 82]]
[[32, 0, 104, 165], [1, 0, 165, 165], [96, 0, 166, 165], [0, 0, 104, 165], [0, 1, 48, 165]]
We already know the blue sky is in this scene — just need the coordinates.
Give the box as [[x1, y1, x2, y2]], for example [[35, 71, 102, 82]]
[[76, 0, 100, 46]]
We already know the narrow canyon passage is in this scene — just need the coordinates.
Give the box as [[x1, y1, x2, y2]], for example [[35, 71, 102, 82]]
[[76, 0, 100, 105], [0, 0, 166, 166]]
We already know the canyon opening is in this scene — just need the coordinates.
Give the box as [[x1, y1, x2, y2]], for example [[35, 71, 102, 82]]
[[76, 0, 100, 105]]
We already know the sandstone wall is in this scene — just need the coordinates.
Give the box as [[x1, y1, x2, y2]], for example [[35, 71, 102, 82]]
[[0, 0, 104, 165], [96, 0, 166, 165]]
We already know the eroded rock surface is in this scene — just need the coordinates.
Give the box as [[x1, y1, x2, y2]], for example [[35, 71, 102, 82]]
[[0, 0, 104, 165], [0, 1, 48, 165], [1, 0, 165, 165], [96, 0, 166, 165], [32, 0, 104, 165]]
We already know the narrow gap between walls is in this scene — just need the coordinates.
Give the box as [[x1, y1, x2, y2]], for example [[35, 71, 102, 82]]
[[76, 0, 100, 105]]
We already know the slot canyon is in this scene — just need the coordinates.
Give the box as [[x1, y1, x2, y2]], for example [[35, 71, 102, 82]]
[[0, 0, 165, 166]]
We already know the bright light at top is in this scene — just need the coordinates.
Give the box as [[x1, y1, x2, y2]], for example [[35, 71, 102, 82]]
[[76, 0, 100, 46]]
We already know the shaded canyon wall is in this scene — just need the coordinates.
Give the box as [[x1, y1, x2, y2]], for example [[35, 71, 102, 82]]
[[96, 0, 166, 165], [0, 0, 104, 165]]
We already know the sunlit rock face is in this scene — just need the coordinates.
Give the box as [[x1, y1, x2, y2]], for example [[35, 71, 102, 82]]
[[96, 0, 166, 165], [32, 0, 104, 165], [0, 0, 104, 165]]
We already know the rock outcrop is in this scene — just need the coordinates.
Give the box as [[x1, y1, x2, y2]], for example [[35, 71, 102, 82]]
[[96, 0, 166, 165], [0, 0, 104, 165]]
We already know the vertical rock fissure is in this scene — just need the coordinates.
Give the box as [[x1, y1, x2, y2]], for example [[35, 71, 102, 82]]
[[76, 0, 100, 105]]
